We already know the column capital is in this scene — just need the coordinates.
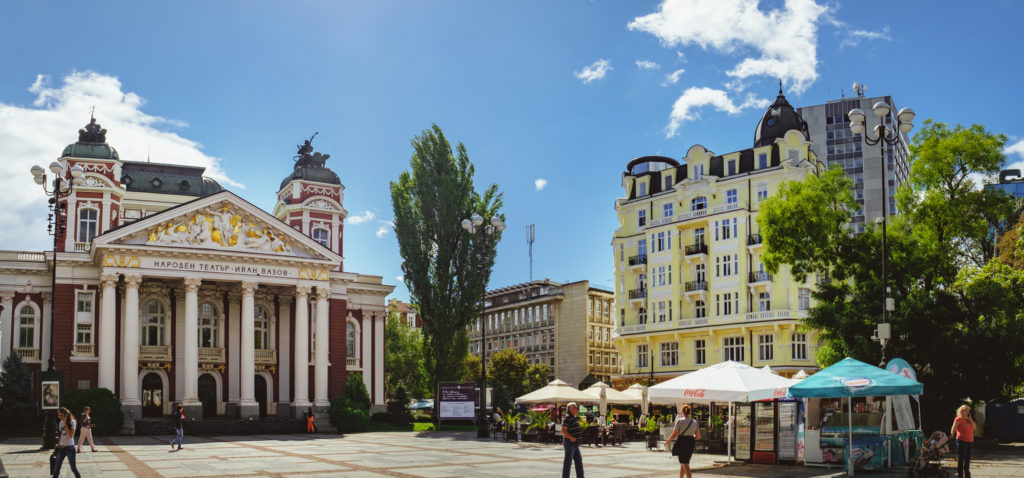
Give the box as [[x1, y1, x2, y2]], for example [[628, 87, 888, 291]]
[[101, 272, 119, 288], [315, 285, 331, 301], [41, 291, 51, 301], [183, 277, 202, 292], [0, 290, 14, 306], [241, 280, 257, 297], [124, 274, 143, 288], [295, 284, 312, 299]]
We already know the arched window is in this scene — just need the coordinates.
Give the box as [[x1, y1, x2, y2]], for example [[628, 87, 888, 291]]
[[311, 227, 330, 248], [691, 197, 707, 211], [78, 208, 99, 243], [141, 299, 166, 346], [199, 302, 219, 348], [254, 305, 270, 349], [17, 305, 36, 348], [694, 300, 706, 319], [346, 317, 360, 360]]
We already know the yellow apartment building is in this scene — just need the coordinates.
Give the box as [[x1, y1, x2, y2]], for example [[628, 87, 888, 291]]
[[611, 90, 823, 386]]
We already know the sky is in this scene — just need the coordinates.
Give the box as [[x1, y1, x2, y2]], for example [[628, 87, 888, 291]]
[[1, 0, 1022, 301]]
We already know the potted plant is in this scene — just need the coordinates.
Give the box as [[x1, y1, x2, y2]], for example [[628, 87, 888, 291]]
[[502, 411, 523, 441], [641, 416, 660, 450], [524, 410, 551, 443]]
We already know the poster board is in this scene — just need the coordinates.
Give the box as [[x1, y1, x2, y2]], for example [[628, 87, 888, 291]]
[[438, 382, 478, 420], [41, 381, 60, 410]]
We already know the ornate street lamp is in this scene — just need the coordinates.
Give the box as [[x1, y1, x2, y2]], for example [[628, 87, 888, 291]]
[[461, 212, 505, 439], [848, 103, 914, 366], [30, 161, 84, 448]]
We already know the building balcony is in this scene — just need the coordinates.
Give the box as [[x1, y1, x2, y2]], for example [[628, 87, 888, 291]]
[[198, 347, 225, 363], [627, 254, 647, 268], [346, 357, 361, 368], [749, 271, 773, 284], [14, 347, 39, 360], [140, 345, 172, 361], [615, 309, 809, 336], [684, 243, 708, 258], [255, 348, 277, 365], [747, 233, 764, 249], [72, 344, 95, 357], [628, 288, 647, 304], [74, 242, 91, 253]]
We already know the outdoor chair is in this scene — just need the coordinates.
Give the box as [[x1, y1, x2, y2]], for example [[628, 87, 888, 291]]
[[608, 423, 626, 446], [491, 421, 505, 441]]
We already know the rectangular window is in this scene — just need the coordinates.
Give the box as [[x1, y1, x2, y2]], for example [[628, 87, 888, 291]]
[[658, 266, 666, 287], [658, 301, 666, 322], [758, 292, 771, 312], [76, 324, 92, 345], [637, 209, 646, 228], [638, 181, 647, 196], [693, 164, 704, 180], [619, 244, 624, 262], [638, 239, 647, 257], [726, 189, 737, 204], [78, 208, 98, 243], [638, 308, 648, 324], [668, 265, 672, 285], [724, 336, 745, 362], [637, 344, 649, 369], [663, 202, 674, 218], [715, 256, 721, 277], [798, 288, 811, 310], [660, 341, 678, 367], [664, 175, 674, 190], [758, 334, 774, 361], [667, 230, 672, 250], [792, 333, 808, 360], [758, 153, 768, 169], [756, 183, 769, 202], [727, 160, 736, 176], [714, 221, 720, 241], [619, 309, 625, 326], [734, 254, 739, 277], [720, 220, 732, 240], [657, 232, 665, 252], [695, 339, 706, 365], [722, 293, 733, 315], [694, 228, 705, 245], [77, 292, 93, 312], [732, 218, 738, 237]]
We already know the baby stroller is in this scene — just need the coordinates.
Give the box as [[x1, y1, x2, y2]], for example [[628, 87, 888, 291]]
[[908, 431, 951, 478]]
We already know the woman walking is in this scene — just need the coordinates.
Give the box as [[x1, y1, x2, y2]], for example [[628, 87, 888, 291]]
[[950, 405, 975, 478], [52, 407, 82, 478], [76, 406, 97, 452], [664, 404, 700, 478]]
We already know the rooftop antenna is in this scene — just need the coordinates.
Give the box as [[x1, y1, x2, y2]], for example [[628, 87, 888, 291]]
[[89, 105, 95, 120], [852, 82, 866, 97], [526, 224, 535, 282]]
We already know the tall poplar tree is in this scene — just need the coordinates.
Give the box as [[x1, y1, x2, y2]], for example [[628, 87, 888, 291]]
[[390, 124, 503, 388]]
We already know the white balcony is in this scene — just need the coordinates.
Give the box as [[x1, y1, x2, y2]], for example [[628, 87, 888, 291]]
[[255, 348, 277, 365], [199, 347, 225, 363], [139, 345, 172, 361], [72, 344, 94, 356], [614, 309, 808, 336], [74, 242, 91, 253], [15, 348, 40, 360]]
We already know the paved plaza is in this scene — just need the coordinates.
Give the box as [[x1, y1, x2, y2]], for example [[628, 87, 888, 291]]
[[2, 431, 1022, 477]]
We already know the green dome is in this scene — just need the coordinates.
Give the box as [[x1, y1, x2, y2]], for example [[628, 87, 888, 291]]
[[61, 142, 119, 160]]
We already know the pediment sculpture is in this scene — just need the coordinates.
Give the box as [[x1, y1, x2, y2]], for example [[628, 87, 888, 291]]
[[147, 206, 293, 254]]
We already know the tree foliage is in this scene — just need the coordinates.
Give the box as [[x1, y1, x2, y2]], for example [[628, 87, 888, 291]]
[[385, 310, 428, 399], [525, 363, 552, 393], [488, 348, 529, 409], [758, 119, 1022, 432], [464, 354, 481, 383], [390, 124, 503, 388], [0, 352, 36, 428], [330, 372, 372, 433], [63, 388, 123, 436]]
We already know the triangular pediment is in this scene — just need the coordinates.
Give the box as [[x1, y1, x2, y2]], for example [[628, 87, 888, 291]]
[[92, 191, 342, 263]]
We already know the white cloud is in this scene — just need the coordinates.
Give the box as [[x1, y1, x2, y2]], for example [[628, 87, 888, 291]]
[[534, 178, 548, 191], [396, 275, 404, 282], [662, 68, 686, 85], [629, 0, 827, 93], [840, 26, 892, 48], [636, 60, 661, 70], [574, 59, 612, 84], [665, 87, 770, 138], [346, 210, 376, 225], [0, 71, 240, 250], [375, 226, 389, 238], [1005, 139, 1024, 157]]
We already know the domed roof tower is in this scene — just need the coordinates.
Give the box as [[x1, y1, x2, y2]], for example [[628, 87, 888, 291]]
[[753, 82, 809, 148], [62, 116, 120, 160]]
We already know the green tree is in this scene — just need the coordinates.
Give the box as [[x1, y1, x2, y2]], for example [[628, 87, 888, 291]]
[[0, 352, 36, 428], [329, 372, 372, 433], [758, 120, 1023, 431], [63, 388, 123, 436], [488, 349, 529, 409], [390, 124, 504, 388], [385, 310, 428, 399], [464, 354, 481, 383], [524, 363, 552, 392]]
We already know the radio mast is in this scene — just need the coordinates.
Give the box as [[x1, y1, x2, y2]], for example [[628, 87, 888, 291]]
[[526, 224, 535, 281]]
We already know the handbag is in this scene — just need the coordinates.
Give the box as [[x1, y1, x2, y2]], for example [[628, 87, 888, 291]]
[[49, 446, 60, 475], [670, 419, 695, 456]]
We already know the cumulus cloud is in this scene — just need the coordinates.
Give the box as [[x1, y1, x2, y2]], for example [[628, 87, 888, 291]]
[[840, 26, 892, 48], [663, 68, 686, 85], [1005, 139, 1024, 173], [375, 226, 389, 238], [666, 87, 770, 138], [0, 71, 239, 250], [396, 275, 404, 282], [534, 178, 548, 191], [636, 60, 661, 70], [629, 0, 827, 93], [346, 210, 376, 225], [574, 59, 612, 84]]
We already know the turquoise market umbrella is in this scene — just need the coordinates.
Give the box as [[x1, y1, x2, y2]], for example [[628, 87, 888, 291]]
[[789, 357, 923, 476]]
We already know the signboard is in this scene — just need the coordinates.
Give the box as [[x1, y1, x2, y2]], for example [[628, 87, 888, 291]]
[[101, 254, 330, 281], [41, 381, 60, 410], [438, 382, 477, 420]]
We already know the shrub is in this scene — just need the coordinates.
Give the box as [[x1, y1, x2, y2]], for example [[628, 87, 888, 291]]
[[386, 384, 411, 426], [328, 372, 372, 433], [64, 388, 124, 436], [0, 353, 37, 428]]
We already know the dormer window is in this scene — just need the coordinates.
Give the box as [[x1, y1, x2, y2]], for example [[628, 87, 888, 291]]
[[638, 181, 647, 196], [312, 227, 330, 248], [693, 164, 704, 180], [727, 160, 736, 176], [758, 153, 768, 169], [664, 174, 673, 189]]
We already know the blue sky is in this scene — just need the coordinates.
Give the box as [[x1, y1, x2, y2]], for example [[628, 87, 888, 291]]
[[1, 1, 1022, 301]]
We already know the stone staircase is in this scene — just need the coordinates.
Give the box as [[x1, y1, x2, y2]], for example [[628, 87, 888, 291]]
[[135, 417, 309, 436]]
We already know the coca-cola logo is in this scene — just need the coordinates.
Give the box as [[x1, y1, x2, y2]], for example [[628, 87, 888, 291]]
[[772, 388, 787, 398], [839, 377, 873, 388], [683, 389, 706, 398]]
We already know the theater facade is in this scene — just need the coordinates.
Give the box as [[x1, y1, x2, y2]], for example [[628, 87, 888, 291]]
[[0, 119, 392, 426]]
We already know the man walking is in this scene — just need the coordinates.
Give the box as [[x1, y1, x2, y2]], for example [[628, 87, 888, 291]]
[[560, 402, 584, 478], [170, 403, 185, 451]]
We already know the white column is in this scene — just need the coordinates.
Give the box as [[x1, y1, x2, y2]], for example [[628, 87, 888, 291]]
[[240, 281, 258, 417], [182, 277, 201, 407], [227, 291, 241, 406], [314, 286, 330, 407], [173, 289, 185, 403], [41, 292, 51, 367], [278, 294, 292, 403], [121, 274, 142, 407], [97, 273, 118, 391], [0, 291, 15, 367], [292, 285, 311, 410], [361, 311, 372, 396], [374, 310, 385, 407]]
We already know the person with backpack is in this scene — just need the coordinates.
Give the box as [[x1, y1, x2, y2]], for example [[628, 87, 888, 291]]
[[664, 404, 701, 478]]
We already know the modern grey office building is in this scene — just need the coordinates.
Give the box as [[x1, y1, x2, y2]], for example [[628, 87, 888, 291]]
[[799, 93, 911, 232]]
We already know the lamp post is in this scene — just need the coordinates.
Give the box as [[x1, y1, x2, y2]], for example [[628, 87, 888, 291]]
[[30, 160, 84, 449], [848, 102, 914, 366], [461, 212, 505, 439]]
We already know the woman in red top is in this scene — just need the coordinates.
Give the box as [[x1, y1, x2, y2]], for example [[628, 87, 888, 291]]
[[950, 405, 975, 478]]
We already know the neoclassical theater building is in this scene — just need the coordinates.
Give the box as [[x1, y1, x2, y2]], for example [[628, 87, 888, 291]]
[[0, 119, 392, 425]]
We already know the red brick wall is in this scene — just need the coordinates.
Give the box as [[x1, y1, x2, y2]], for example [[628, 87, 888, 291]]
[[327, 298, 348, 398]]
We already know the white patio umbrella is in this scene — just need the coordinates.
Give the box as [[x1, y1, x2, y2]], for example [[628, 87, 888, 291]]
[[624, 383, 649, 416], [793, 369, 809, 380], [584, 382, 641, 424], [515, 379, 598, 404], [649, 361, 797, 464], [762, 365, 777, 375]]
